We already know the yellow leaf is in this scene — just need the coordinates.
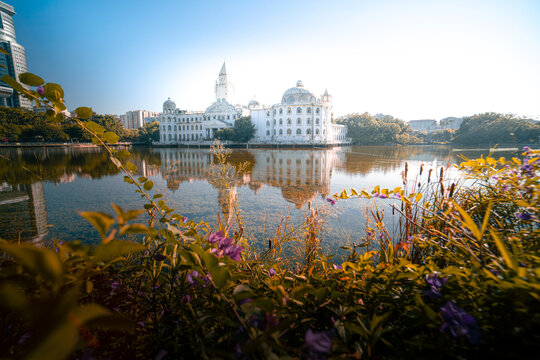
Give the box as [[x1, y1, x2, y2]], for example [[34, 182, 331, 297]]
[[350, 188, 359, 196]]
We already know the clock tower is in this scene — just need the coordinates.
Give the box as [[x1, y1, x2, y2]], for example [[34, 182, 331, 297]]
[[215, 62, 230, 102]]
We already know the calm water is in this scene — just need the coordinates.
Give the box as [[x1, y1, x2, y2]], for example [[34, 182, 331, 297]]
[[0, 145, 503, 256]]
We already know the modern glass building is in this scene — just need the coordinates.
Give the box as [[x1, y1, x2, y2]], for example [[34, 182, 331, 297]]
[[0, 1, 32, 109]]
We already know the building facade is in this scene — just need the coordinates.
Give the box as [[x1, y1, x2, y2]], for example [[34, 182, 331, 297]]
[[123, 110, 159, 129], [0, 1, 32, 109], [157, 64, 348, 145], [158, 62, 244, 143], [251, 81, 347, 144]]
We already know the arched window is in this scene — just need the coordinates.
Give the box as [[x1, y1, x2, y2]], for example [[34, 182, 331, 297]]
[[168, 125, 171, 131], [287, 108, 291, 114], [266, 111, 270, 116], [174, 125, 177, 131], [287, 129, 292, 135], [296, 107, 302, 114], [273, 129, 276, 135], [279, 108, 283, 115], [307, 108, 312, 114], [174, 134, 178, 141], [273, 119, 276, 125], [307, 119, 311, 124], [297, 118, 301, 125], [266, 130, 270, 136], [266, 120, 270, 127], [316, 118, 319, 125], [323, 129, 326, 135], [315, 129, 319, 135], [279, 119, 283, 125], [168, 134, 171, 140], [296, 128, 302, 135], [287, 118, 291, 125], [279, 129, 283, 135], [316, 108, 320, 114], [306, 129, 312, 135]]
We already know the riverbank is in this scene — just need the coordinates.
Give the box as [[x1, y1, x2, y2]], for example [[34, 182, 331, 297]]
[[0, 142, 132, 148]]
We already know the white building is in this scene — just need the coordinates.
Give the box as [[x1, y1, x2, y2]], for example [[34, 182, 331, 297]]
[[158, 63, 244, 144], [251, 81, 348, 144], [157, 64, 348, 145]]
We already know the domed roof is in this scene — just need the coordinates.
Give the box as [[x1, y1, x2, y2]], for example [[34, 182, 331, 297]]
[[281, 80, 316, 105], [248, 99, 260, 109], [163, 98, 176, 111], [205, 98, 237, 114]]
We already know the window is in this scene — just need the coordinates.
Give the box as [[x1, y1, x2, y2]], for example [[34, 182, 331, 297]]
[[316, 108, 320, 114], [296, 128, 302, 135], [279, 119, 283, 125], [287, 128, 292, 135], [297, 118, 301, 125], [227, 115, 230, 120], [279, 108, 283, 115], [307, 108, 312, 114], [287, 118, 292, 125], [266, 120, 270, 127], [307, 119, 311, 124], [273, 129, 276, 135], [174, 125, 177, 131], [267, 111, 270, 116], [306, 129, 312, 135], [315, 118, 319, 125], [296, 107, 302, 114], [287, 108, 292, 114], [168, 125, 171, 131], [273, 119, 276, 125], [279, 129, 283, 135], [266, 130, 270, 136], [315, 129, 319, 135]]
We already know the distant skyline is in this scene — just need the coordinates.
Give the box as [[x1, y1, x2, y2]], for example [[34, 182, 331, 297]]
[[12, 0, 540, 120]]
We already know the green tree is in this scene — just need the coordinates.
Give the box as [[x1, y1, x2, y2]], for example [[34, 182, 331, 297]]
[[452, 113, 540, 145], [337, 113, 419, 145], [214, 116, 255, 143], [135, 121, 160, 143]]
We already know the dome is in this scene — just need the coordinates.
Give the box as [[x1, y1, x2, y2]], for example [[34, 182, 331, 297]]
[[248, 99, 260, 109], [281, 80, 316, 105], [205, 98, 237, 114], [163, 98, 176, 112]]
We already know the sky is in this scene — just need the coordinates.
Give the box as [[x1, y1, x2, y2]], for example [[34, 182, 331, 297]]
[[11, 0, 540, 120]]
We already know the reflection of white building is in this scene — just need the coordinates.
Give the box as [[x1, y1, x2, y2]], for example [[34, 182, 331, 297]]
[[251, 81, 348, 144], [157, 63, 245, 144], [156, 64, 348, 145]]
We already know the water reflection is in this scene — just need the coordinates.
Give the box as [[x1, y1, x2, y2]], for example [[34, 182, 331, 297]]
[[0, 145, 503, 245], [0, 182, 48, 243]]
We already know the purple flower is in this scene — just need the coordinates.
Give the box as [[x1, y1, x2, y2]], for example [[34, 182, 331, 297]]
[[378, 233, 384, 240], [303, 329, 334, 359], [186, 270, 200, 285], [517, 212, 532, 221], [491, 176, 499, 180], [439, 301, 480, 344], [376, 193, 388, 199], [208, 231, 224, 244], [394, 193, 401, 199], [36, 85, 44, 95], [501, 184, 510, 192], [425, 273, 448, 298], [268, 268, 276, 277], [182, 294, 191, 303], [182, 216, 188, 223], [224, 245, 243, 261], [332, 263, 343, 270], [326, 197, 336, 206], [522, 146, 531, 154]]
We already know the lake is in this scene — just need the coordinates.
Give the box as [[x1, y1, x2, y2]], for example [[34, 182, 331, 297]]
[[0, 145, 505, 257]]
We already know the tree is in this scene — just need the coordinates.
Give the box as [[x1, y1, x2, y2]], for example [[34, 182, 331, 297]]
[[452, 113, 540, 145], [336, 113, 420, 145], [135, 121, 160, 143], [214, 116, 255, 143]]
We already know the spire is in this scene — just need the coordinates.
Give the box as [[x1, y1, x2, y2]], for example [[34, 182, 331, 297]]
[[323, 89, 329, 96], [219, 61, 227, 75]]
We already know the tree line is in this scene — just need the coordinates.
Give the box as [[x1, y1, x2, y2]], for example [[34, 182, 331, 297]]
[[0, 107, 160, 143]]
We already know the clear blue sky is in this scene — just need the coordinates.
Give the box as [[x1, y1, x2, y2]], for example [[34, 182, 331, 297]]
[[12, 0, 540, 120]]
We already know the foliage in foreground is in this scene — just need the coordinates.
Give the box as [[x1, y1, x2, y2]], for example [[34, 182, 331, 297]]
[[214, 116, 256, 143], [0, 72, 539, 359]]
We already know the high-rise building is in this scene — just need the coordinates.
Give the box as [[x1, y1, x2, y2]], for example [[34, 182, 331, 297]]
[[123, 110, 159, 129], [0, 1, 32, 109]]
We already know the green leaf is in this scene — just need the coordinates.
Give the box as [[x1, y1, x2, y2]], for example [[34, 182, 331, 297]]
[[2, 74, 25, 92], [144, 180, 154, 191], [454, 203, 482, 240], [75, 106, 93, 119], [126, 161, 137, 172], [138, 176, 148, 183], [79, 211, 115, 241], [94, 240, 144, 262], [19, 72, 44, 86], [103, 131, 119, 144], [116, 150, 131, 158], [119, 223, 150, 235], [0, 243, 63, 282], [490, 229, 518, 271], [210, 266, 230, 289], [84, 121, 105, 135], [43, 83, 64, 101], [110, 156, 121, 168]]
